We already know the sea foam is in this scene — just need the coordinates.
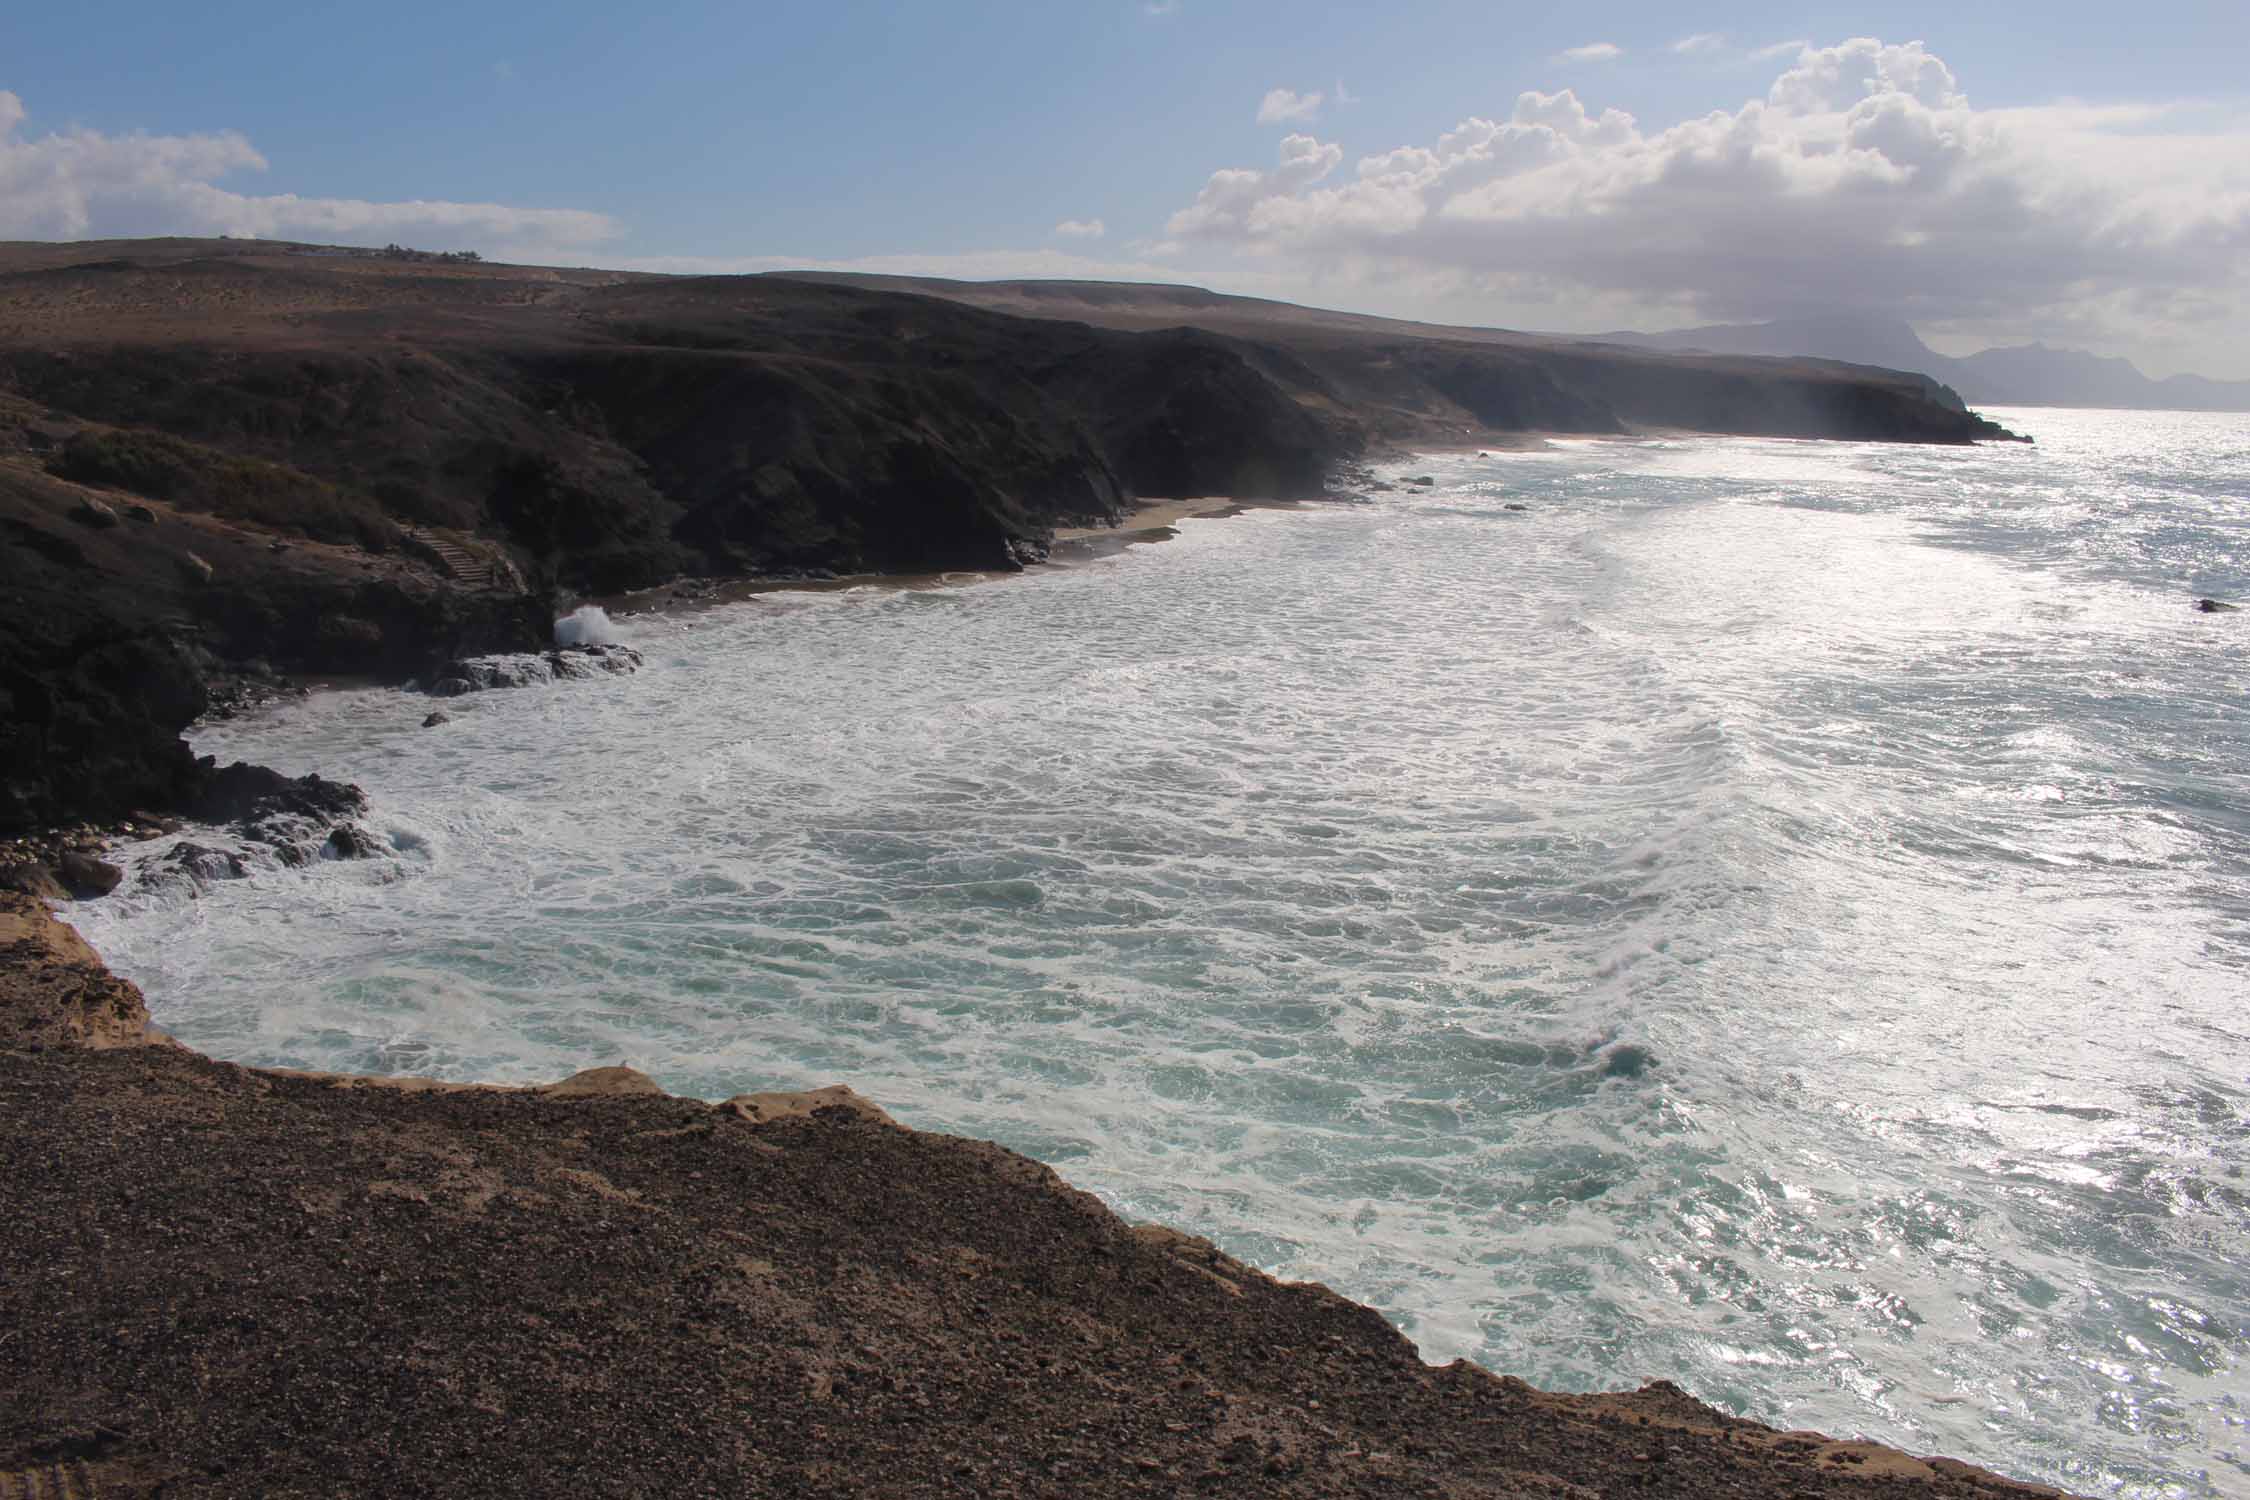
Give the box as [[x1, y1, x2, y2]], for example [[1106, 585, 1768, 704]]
[[74, 408, 2250, 1499]]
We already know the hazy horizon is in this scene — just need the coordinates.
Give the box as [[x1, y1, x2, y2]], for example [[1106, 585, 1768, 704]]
[[4, 4, 2244, 378]]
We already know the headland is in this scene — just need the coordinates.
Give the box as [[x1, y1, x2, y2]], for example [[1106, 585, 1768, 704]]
[[1, 891, 2075, 1497]]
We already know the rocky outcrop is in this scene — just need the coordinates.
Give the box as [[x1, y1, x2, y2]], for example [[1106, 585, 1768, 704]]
[[0, 460, 547, 835], [0, 891, 159, 1049], [0, 904, 2080, 1498], [425, 643, 643, 696]]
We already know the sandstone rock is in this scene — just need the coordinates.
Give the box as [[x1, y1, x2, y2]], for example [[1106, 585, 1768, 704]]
[[0, 862, 68, 902]]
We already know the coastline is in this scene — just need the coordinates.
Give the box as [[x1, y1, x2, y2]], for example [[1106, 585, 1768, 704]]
[[0, 889, 2077, 1498]]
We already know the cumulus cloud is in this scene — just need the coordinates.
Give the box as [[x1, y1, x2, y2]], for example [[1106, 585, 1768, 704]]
[[1162, 39, 2250, 360], [0, 90, 620, 250], [1053, 218, 1106, 238], [1671, 34, 1725, 55], [1257, 88, 1323, 125], [1557, 43, 1622, 63]]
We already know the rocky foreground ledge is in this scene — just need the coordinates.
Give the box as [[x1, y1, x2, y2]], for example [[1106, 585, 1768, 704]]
[[1, 893, 2072, 1499]]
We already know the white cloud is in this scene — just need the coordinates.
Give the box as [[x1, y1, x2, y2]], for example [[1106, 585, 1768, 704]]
[[1257, 88, 1323, 125], [1053, 218, 1106, 239], [0, 89, 620, 250], [1144, 0, 1180, 14], [1557, 43, 1623, 63], [1750, 39, 1809, 61], [1671, 34, 1725, 55], [1160, 39, 2250, 367]]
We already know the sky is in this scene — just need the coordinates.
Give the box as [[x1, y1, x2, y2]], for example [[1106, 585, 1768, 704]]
[[3, 2, 2247, 377]]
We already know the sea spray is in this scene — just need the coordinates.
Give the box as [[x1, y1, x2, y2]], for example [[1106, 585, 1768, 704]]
[[555, 605, 622, 648]]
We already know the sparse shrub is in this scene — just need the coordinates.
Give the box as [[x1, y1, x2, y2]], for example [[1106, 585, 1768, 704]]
[[51, 428, 393, 549]]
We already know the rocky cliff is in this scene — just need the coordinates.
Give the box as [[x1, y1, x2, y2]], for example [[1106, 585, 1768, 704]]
[[0, 891, 2076, 1498], [0, 240, 2018, 833]]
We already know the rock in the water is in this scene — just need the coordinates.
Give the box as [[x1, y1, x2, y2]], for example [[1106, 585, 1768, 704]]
[[151, 842, 250, 887], [421, 710, 451, 728], [1602, 1044, 1656, 1079], [323, 824, 380, 860], [429, 644, 643, 696], [1504, 503, 1529, 512], [1407, 475, 1435, 487], [190, 761, 365, 828], [57, 850, 123, 898], [0, 862, 69, 902], [69, 496, 120, 528], [2195, 597, 2238, 613]]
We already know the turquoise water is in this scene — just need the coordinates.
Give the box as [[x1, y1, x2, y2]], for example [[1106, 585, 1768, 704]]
[[80, 408, 2250, 1496]]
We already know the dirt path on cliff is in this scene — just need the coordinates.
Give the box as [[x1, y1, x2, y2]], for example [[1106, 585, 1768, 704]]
[[0, 893, 2072, 1498]]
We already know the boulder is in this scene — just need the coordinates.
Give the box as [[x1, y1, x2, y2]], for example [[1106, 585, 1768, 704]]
[[421, 710, 451, 728], [69, 496, 120, 528], [431, 645, 642, 696], [2195, 597, 2238, 613], [323, 824, 380, 860], [190, 761, 366, 829], [124, 503, 158, 524], [56, 850, 123, 898], [152, 842, 250, 886]]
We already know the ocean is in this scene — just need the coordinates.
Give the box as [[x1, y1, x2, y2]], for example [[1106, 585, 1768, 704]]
[[76, 407, 2250, 1497]]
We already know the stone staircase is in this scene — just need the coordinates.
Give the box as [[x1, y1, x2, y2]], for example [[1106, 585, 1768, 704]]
[[403, 528, 522, 593]]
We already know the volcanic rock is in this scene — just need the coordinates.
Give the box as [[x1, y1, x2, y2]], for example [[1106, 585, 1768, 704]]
[[55, 850, 122, 898]]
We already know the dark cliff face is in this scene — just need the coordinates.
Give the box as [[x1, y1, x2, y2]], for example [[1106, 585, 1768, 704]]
[[0, 462, 545, 831], [0, 242, 2015, 833], [0, 252, 1363, 832], [780, 271, 2021, 447]]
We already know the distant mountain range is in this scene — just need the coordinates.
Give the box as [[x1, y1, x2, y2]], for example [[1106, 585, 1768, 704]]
[[1590, 314, 2250, 412]]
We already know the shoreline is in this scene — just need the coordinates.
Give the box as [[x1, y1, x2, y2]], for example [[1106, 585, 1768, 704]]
[[0, 888, 2077, 1498]]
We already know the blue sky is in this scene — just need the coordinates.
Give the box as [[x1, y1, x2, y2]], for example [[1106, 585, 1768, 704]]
[[4, 2, 2247, 375]]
